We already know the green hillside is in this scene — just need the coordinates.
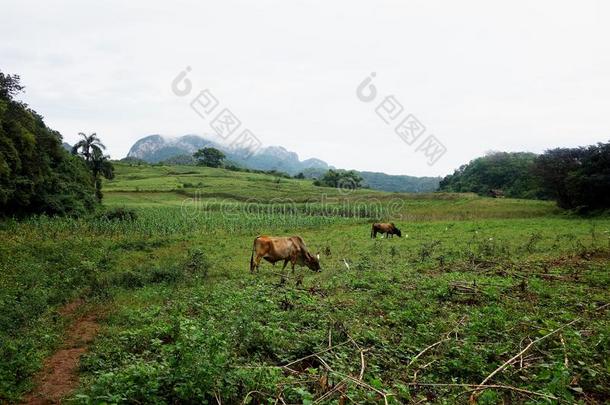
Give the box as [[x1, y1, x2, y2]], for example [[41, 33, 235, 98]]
[[104, 162, 558, 221]]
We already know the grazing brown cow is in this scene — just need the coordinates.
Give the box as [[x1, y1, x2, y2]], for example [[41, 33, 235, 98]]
[[371, 222, 402, 238], [250, 235, 321, 273]]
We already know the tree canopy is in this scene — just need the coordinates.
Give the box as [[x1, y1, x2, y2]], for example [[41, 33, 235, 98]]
[[194, 147, 226, 168], [0, 71, 98, 216], [438, 145, 610, 212], [438, 152, 544, 199], [313, 169, 364, 191], [72, 132, 114, 200], [534, 142, 610, 211]]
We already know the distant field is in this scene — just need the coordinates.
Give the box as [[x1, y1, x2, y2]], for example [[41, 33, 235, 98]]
[[1, 163, 608, 404], [104, 163, 560, 221]]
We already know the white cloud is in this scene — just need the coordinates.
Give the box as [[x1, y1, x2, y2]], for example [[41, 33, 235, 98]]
[[1, 0, 609, 176]]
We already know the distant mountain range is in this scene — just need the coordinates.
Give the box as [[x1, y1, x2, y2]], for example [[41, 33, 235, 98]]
[[122, 134, 440, 192], [126, 134, 331, 175]]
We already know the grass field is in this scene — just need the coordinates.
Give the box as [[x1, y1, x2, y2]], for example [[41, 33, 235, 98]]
[[1, 163, 609, 404]]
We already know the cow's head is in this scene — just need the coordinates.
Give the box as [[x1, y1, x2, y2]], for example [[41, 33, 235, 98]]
[[305, 251, 321, 272], [394, 227, 402, 237]]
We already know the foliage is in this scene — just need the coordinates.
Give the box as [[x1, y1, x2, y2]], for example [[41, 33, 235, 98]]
[[313, 169, 364, 190], [1, 155, 609, 403], [359, 171, 440, 193], [534, 142, 610, 211], [0, 71, 97, 217], [97, 207, 138, 221], [194, 147, 226, 168], [159, 154, 195, 165], [183, 247, 210, 278], [119, 156, 148, 165], [3, 210, 601, 404], [71, 132, 105, 163], [90, 149, 114, 201], [72, 133, 114, 201], [439, 152, 544, 198], [0, 72, 25, 100]]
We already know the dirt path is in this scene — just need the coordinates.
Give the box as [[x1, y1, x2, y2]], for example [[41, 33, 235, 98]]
[[21, 300, 101, 405]]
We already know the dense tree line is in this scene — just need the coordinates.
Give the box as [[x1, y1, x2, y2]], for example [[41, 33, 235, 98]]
[[439, 145, 610, 211], [313, 169, 364, 191], [0, 72, 105, 217], [534, 143, 610, 211], [439, 152, 543, 199]]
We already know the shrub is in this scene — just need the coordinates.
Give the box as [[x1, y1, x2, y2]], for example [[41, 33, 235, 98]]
[[98, 207, 138, 221], [183, 248, 210, 278]]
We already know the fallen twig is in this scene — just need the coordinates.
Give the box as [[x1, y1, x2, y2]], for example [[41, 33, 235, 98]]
[[359, 349, 366, 380], [242, 390, 269, 404], [332, 371, 391, 405], [406, 382, 559, 402], [469, 302, 609, 403], [314, 379, 348, 404], [559, 333, 568, 368], [412, 360, 435, 383], [407, 316, 467, 372], [406, 337, 451, 370], [282, 340, 350, 369]]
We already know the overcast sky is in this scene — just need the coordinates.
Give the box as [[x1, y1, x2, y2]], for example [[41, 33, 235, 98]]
[[2, 1, 609, 176]]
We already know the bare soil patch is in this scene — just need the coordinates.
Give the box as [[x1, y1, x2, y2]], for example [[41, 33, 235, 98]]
[[21, 300, 101, 404]]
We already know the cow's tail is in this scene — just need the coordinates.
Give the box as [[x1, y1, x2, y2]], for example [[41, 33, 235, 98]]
[[250, 236, 259, 273], [370, 224, 375, 238]]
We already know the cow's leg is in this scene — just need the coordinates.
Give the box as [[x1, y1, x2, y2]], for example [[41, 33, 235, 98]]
[[290, 254, 298, 273], [282, 259, 289, 270], [253, 254, 263, 272]]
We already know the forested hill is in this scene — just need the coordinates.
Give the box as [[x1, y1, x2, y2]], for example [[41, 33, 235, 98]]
[[439, 147, 610, 212], [359, 171, 440, 193], [439, 152, 542, 199]]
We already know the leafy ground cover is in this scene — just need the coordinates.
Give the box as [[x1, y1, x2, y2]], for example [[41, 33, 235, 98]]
[[1, 164, 608, 404]]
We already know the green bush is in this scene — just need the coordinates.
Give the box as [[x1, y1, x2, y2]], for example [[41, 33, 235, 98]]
[[183, 248, 210, 278], [98, 207, 138, 221]]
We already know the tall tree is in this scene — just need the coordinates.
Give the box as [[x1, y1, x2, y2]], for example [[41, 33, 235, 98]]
[[194, 147, 226, 168], [71, 132, 106, 162], [89, 148, 115, 201], [0, 72, 25, 99]]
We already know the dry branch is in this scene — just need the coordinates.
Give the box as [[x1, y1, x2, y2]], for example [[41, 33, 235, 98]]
[[359, 349, 366, 380], [406, 338, 451, 370], [282, 340, 350, 369], [407, 316, 467, 375], [469, 302, 609, 403], [406, 382, 559, 402]]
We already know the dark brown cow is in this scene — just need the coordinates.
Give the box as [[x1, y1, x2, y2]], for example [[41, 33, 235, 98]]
[[371, 222, 402, 238], [250, 235, 321, 273]]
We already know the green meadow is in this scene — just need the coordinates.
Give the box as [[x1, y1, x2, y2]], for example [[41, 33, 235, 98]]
[[1, 163, 608, 403]]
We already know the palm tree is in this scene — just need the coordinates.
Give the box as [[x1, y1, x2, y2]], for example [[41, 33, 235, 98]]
[[90, 148, 114, 201], [71, 132, 106, 162]]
